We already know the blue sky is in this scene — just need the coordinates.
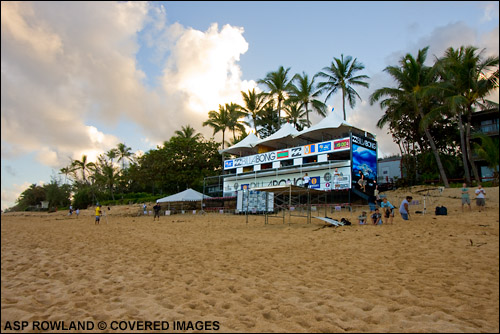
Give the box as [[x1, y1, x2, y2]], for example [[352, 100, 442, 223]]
[[1, 1, 498, 210]]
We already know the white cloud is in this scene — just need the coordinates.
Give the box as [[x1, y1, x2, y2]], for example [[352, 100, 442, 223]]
[[1, 1, 256, 171]]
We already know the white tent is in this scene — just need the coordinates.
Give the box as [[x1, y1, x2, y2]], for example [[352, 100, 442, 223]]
[[251, 122, 303, 149], [219, 132, 260, 156], [294, 112, 374, 142], [157, 188, 211, 203]]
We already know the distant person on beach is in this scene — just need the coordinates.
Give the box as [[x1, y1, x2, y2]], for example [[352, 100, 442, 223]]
[[95, 204, 102, 225], [380, 197, 395, 224], [303, 173, 310, 188], [75, 208, 80, 218], [371, 208, 382, 225], [153, 202, 161, 221], [358, 211, 367, 225], [461, 183, 472, 212], [143, 203, 147, 215], [68, 205, 73, 216], [475, 184, 486, 212], [358, 171, 366, 192], [374, 184, 381, 206], [399, 196, 412, 221]]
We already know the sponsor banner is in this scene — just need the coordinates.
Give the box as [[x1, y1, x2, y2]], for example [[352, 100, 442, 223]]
[[333, 138, 350, 151], [309, 176, 320, 189], [277, 150, 289, 159], [223, 166, 352, 193], [304, 144, 316, 155], [351, 134, 377, 150], [223, 137, 353, 169], [317, 142, 332, 153]]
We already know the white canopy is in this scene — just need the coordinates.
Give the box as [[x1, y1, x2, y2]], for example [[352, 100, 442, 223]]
[[251, 122, 303, 149], [294, 112, 374, 142], [157, 188, 211, 203], [219, 132, 260, 156]]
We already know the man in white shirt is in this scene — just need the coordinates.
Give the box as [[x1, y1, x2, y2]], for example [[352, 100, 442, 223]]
[[475, 184, 486, 212]]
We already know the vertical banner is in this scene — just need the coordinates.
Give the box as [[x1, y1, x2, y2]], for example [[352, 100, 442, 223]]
[[351, 134, 377, 190]]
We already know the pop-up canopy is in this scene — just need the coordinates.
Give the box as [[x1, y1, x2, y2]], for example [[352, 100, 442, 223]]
[[157, 188, 211, 203]]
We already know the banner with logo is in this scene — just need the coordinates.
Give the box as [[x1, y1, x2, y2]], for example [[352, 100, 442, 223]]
[[223, 137, 350, 170]]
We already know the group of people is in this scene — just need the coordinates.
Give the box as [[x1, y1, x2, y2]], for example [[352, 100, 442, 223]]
[[67, 205, 80, 218], [358, 195, 411, 225], [461, 183, 487, 212]]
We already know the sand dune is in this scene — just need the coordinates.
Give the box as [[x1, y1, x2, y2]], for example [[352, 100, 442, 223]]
[[1, 186, 498, 332]]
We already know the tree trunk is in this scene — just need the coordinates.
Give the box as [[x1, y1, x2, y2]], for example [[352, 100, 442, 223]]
[[342, 89, 346, 121], [457, 112, 471, 185], [465, 111, 481, 183], [419, 108, 449, 187]]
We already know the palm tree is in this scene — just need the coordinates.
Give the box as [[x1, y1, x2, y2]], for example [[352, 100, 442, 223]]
[[203, 104, 230, 150], [283, 100, 309, 130], [288, 72, 327, 125], [316, 54, 370, 121], [258, 66, 293, 129], [174, 125, 202, 141], [436, 46, 499, 184], [370, 47, 450, 187], [116, 143, 133, 170], [225, 102, 246, 141], [239, 89, 270, 134], [71, 154, 95, 184], [472, 134, 499, 185]]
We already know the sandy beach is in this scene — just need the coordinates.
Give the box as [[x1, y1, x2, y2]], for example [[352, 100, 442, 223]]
[[1, 186, 498, 333]]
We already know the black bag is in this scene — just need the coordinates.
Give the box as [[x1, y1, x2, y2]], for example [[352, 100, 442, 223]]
[[435, 206, 447, 215], [341, 218, 352, 226]]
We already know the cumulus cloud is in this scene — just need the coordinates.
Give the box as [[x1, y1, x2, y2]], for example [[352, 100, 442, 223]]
[[1, 1, 256, 170]]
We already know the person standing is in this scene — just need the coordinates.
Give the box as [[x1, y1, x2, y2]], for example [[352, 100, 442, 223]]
[[475, 184, 486, 212], [461, 183, 472, 212], [95, 204, 102, 225], [153, 201, 161, 221], [374, 184, 381, 206], [399, 196, 412, 221], [75, 208, 80, 218], [143, 203, 147, 215], [303, 173, 310, 188], [380, 197, 395, 224]]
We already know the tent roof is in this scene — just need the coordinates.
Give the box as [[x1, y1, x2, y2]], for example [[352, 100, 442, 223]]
[[157, 188, 211, 203], [294, 112, 375, 142], [219, 132, 260, 156], [251, 122, 304, 149]]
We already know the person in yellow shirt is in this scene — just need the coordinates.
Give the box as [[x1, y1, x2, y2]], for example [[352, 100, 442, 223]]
[[95, 204, 102, 225]]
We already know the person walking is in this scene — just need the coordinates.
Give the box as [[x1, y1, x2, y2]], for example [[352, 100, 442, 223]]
[[399, 196, 412, 221], [475, 184, 486, 212], [460, 183, 472, 212]]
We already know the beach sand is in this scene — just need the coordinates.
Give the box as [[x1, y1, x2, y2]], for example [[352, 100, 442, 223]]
[[1, 186, 498, 333]]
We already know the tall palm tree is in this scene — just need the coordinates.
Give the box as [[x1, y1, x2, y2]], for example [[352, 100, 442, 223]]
[[283, 100, 309, 130], [203, 104, 230, 150], [288, 72, 327, 125], [436, 46, 499, 184], [258, 66, 293, 129], [370, 47, 450, 187], [316, 54, 370, 121], [71, 154, 95, 184], [225, 102, 246, 141], [174, 125, 202, 141], [116, 143, 133, 170], [239, 89, 270, 134]]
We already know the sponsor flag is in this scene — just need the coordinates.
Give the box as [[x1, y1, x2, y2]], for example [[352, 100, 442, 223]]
[[318, 142, 332, 153], [277, 150, 289, 159]]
